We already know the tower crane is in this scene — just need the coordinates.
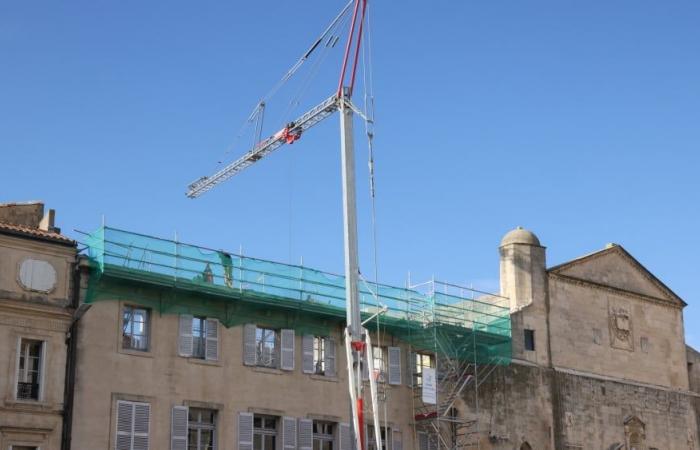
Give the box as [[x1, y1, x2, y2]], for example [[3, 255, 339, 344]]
[[185, 2, 379, 450]]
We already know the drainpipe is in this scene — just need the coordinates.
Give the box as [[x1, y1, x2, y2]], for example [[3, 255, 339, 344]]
[[61, 256, 91, 450]]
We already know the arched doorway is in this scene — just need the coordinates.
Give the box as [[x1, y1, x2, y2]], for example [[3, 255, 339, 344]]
[[520, 443, 532, 450]]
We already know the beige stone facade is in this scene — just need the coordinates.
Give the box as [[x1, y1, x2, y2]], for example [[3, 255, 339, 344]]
[[472, 228, 699, 449], [0, 203, 77, 450], [3, 201, 698, 450]]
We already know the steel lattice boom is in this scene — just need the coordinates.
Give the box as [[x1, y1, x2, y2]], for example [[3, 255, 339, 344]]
[[186, 94, 340, 198]]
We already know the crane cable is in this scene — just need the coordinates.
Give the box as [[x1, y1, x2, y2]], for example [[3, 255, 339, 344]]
[[216, 1, 353, 166]]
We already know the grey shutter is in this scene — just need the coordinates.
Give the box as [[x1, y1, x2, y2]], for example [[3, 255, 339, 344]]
[[362, 352, 369, 381], [298, 418, 313, 450], [282, 416, 297, 450], [281, 329, 295, 371], [171, 406, 188, 450], [339, 423, 351, 450], [116, 400, 133, 450], [178, 314, 193, 357], [239, 412, 254, 450], [392, 430, 402, 450], [132, 402, 150, 450], [302, 335, 315, 374], [243, 324, 257, 366], [418, 432, 428, 450], [205, 318, 219, 361], [324, 338, 336, 377], [406, 352, 416, 387], [388, 347, 401, 385]]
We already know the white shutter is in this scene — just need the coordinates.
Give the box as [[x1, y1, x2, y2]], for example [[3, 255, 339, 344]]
[[339, 423, 351, 450], [116, 400, 133, 450], [281, 329, 295, 371], [171, 406, 188, 450], [302, 335, 315, 374], [388, 347, 401, 385], [324, 338, 336, 377], [132, 402, 150, 450], [282, 416, 297, 450], [239, 412, 254, 450], [178, 314, 193, 357], [298, 418, 313, 450], [205, 318, 219, 361], [243, 324, 257, 366], [392, 430, 402, 450]]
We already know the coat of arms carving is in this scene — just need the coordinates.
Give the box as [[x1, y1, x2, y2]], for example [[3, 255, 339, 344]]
[[609, 306, 634, 351]]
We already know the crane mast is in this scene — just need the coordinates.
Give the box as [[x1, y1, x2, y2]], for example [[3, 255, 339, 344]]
[[186, 2, 373, 450]]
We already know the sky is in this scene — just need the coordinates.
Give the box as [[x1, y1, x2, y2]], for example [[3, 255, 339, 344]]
[[2, 1, 699, 345]]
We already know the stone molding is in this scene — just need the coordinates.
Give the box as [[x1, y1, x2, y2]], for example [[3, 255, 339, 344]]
[[548, 272, 682, 310]]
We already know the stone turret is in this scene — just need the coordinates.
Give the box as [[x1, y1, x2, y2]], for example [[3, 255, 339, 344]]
[[499, 227, 547, 311]]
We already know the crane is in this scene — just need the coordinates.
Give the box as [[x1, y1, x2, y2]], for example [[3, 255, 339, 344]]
[[185, 2, 379, 450]]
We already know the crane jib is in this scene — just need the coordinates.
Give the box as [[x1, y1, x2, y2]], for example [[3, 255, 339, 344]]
[[186, 94, 340, 198]]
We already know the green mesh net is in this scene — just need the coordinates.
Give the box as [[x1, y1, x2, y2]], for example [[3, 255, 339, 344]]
[[82, 227, 511, 364]]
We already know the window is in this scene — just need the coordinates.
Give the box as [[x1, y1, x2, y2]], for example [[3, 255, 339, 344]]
[[188, 408, 216, 450], [367, 425, 389, 450], [413, 353, 435, 387], [314, 337, 329, 375], [116, 400, 150, 450], [313, 421, 334, 450], [253, 415, 277, 450], [372, 347, 387, 382], [16, 339, 43, 400], [123, 306, 150, 351], [192, 317, 207, 359], [524, 329, 535, 351], [256, 328, 278, 368]]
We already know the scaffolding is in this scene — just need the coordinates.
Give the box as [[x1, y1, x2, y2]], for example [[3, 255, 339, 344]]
[[81, 226, 511, 447]]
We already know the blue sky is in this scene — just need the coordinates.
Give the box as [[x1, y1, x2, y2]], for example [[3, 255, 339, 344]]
[[2, 1, 699, 345]]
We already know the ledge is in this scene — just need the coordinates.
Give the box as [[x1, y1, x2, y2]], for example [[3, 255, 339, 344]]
[[118, 348, 154, 359], [252, 366, 285, 375], [187, 357, 223, 367], [309, 374, 339, 383]]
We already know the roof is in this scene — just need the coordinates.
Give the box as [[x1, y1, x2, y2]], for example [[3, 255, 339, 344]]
[[500, 227, 541, 247], [0, 221, 76, 247], [548, 243, 686, 307]]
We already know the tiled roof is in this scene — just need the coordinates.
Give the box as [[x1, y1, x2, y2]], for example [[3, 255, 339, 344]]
[[0, 221, 76, 246]]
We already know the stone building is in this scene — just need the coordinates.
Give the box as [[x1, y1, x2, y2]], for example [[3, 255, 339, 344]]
[[464, 227, 699, 449], [0, 202, 78, 450], [2, 201, 698, 450]]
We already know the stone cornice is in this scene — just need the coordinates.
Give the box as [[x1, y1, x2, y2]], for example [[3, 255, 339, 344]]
[[548, 272, 683, 310], [0, 297, 73, 321]]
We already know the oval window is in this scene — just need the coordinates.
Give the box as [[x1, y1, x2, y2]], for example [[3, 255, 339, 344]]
[[18, 259, 57, 293]]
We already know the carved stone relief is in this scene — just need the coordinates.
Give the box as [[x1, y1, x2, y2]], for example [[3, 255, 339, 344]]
[[609, 304, 634, 351]]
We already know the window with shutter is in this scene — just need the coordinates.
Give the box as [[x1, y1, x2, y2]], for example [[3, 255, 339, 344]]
[[178, 315, 193, 357], [282, 416, 297, 450], [280, 329, 295, 371], [312, 421, 335, 450], [392, 431, 402, 450], [171, 405, 188, 450], [243, 324, 257, 366], [298, 419, 313, 450], [302, 335, 315, 374], [387, 347, 401, 385], [324, 338, 336, 377], [188, 408, 217, 450], [253, 414, 278, 450], [367, 425, 389, 450], [338, 423, 351, 450], [239, 412, 254, 450], [115, 400, 150, 450], [255, 327, 278, 368], [205, 318, 219, 361]]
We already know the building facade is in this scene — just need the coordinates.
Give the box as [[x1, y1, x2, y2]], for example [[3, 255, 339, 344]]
[[0, 202, 78, 450], [2, 200, 698, 450], [460, 227, 699, 449]]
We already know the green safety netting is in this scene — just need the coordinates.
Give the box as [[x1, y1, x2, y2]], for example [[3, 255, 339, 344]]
[[82, 227, 511, 364]]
